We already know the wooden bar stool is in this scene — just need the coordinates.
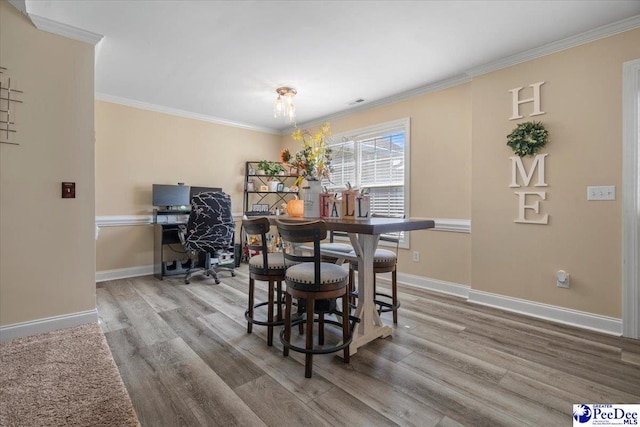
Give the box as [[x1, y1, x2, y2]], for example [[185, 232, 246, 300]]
[[242, 217, 286, 346], [276, 219, 352, 378], [348, 247, 399, 324]]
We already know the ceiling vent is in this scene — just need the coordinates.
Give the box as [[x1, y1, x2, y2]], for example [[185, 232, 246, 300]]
[[348, 98, 365, 106]]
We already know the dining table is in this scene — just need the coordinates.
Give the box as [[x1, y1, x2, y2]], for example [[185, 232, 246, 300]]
[[268, 215, 435, 355]]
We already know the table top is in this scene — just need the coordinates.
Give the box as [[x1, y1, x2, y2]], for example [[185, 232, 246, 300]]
[[268, 215, 435, 235]]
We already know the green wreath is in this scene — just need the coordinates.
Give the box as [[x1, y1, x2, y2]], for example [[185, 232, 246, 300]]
[[506, 121, 548, 157]]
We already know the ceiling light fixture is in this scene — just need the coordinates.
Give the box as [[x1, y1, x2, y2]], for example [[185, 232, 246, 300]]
[[274, 86, 297, 125]]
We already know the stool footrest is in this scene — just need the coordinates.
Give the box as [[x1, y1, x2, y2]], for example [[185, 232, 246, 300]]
[[280, 318, 353, 355]]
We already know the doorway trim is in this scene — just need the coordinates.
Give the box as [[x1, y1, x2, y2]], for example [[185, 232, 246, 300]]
[[622, 58, 640, 339]]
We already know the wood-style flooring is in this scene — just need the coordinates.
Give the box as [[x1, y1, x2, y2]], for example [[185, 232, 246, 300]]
[[96, 266, 640, 427]]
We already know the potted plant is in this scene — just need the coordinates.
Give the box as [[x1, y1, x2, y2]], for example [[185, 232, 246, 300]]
[[257, 160, 286, 178], [257, 160, 286, 191]]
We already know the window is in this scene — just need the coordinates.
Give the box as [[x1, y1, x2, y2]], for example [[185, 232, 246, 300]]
[[325, 118, 410, 246]]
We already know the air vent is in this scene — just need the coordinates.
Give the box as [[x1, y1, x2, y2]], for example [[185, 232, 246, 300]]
[[348, 98, 365, 106]]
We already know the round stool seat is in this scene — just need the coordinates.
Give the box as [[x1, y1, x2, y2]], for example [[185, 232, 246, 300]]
[[320, 242, 354, 253], [349, 248, 397, 269], [249, 252, 287, 273], [285, 262, 349, 292]]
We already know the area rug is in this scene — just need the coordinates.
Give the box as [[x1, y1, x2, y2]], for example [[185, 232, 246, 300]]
[[0, 323, 139, 427]]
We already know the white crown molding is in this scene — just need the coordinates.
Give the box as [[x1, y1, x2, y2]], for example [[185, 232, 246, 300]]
[[299, 15, 640, 132], [294, 74, 472, 133], [466, 14, 640, 77], [7, 0, 27, 15], [28, 13, 104, 45], [468, 290, 622, 336], [91, 15, 640, 135], [0, 309, 98, 341], [95, 93, 280, 135]]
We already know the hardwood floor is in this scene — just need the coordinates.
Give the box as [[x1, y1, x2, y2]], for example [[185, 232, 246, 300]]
[[96, 266, 640, 427]]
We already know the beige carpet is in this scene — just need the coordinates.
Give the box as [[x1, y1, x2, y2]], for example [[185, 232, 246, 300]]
[[0, 323, 139, 427]]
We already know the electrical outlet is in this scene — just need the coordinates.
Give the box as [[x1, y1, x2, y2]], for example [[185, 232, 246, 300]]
[[587, 185, 615, 201], [556, 270, 570, 288], [412, 251, 420, 262]]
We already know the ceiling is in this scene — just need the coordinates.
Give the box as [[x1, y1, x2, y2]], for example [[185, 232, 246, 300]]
[[20, 1, 640, 134]]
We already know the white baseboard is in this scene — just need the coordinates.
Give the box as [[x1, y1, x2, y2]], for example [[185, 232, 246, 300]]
[[94, 263, 624, 336], [468, 289, 622, 336], [96, 265, 154, 282], [0, 309, 98, 341], [397, 272, 471, 298], [394, 273, 621, 335]]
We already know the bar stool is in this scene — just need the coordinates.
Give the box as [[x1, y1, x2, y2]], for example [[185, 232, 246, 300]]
[[276, 219, 352, 378], [348, 214, 403, 324], [348, 247, 399, 324], [242, 217, 286, 346]]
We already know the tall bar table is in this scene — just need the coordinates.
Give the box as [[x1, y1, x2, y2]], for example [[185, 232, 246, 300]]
[[271, 216, 435, 355]]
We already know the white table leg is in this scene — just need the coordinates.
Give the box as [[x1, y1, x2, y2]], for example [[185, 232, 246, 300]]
[[347, 233, 391, 355]]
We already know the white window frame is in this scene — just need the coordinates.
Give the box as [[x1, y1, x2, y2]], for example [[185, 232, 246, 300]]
[[326, 117, 411, 248]]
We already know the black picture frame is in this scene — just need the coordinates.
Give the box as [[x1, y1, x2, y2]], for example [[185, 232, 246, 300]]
[[276, 183, 285, 192]]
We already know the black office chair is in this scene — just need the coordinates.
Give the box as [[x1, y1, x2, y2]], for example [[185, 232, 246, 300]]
[[180, 191, 236, 284]]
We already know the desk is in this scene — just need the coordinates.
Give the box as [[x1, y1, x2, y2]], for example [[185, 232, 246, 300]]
[[270, 216, 435, 355], [153, 211, 190, 280]]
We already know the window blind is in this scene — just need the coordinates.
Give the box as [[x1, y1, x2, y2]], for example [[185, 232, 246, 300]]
[[325, 119, 410, 245]]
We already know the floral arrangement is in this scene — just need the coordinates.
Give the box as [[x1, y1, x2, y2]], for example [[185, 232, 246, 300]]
[[280, 122, 333, 185], [507, 121, 548, 157]]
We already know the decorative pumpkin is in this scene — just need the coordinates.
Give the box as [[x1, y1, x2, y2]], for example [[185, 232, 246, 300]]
[[286, 199, 304, 217]]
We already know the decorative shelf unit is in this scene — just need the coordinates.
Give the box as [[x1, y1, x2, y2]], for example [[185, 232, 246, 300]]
[[241, 161, 299, 261], [243, 161, 299, 215]]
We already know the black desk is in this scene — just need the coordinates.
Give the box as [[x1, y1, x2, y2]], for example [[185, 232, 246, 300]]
[[153, 211, 190, 280]]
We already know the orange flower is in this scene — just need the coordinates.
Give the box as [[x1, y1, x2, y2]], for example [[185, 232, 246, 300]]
[[280, 148, 292, 165]]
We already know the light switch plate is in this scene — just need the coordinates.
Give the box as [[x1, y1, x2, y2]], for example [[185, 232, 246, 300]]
[[587, 185, 615, 201], [62, 182, 76, 198]]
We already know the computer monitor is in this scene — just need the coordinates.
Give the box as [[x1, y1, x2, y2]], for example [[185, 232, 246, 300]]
[[189, 186, 222, 200], [152, 184, 190, 210]]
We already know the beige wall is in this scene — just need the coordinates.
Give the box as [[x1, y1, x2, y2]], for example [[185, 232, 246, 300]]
[[95, 101, 281, 271], [0, 2, 96, 326], [94, 26, 639, 320], [471, 29, 640, 318], [294, 84, 473, 285]]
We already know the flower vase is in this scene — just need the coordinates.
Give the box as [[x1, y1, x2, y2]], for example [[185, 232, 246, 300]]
[[303, 180, 322, 218], [268, 180, 279, 192]]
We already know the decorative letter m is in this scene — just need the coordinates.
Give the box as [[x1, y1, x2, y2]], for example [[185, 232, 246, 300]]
[[509, 154, 548, 188]]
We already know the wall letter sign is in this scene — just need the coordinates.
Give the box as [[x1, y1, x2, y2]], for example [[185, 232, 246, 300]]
[[510, 154, 549, 224], [508, 81, 545, 120], [509, 154, 548, 188], [514, 191, 549, 224]]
